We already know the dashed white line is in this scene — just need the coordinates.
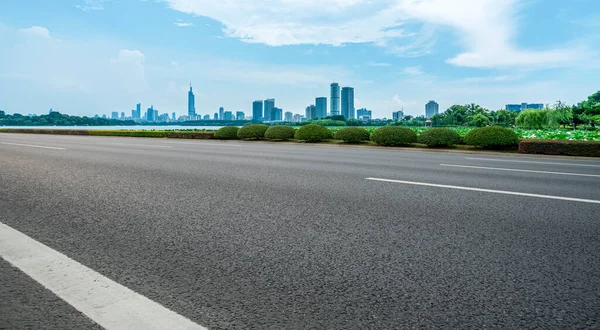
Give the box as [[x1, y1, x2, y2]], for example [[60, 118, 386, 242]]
[[365, 177, 600, 204], [1, 142, 66, 150], [162, 141, 242, 147], [0, 222, 207, 330], [100, 143, 173, 149], [465, 157, 600, 168], [440, 164, 600, 178]]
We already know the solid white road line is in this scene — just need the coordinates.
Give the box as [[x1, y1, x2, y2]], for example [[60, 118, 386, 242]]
[[100, 143, 173, 149], [440, 164, 600, 178], [1, 142, 66, 150], [0, 222, 207, 330], [465, 157, 600, 168], [365, 178, 600, 204]]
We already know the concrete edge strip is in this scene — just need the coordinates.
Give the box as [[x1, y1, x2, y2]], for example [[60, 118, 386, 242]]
[[0, 222, 207, 330], [365, 178, 600, 204]]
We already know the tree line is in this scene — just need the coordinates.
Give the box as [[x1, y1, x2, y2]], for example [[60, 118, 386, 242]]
[[0, 111, 136, 126]]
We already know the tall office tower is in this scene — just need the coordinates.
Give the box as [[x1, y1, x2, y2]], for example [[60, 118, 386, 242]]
[[236, 111, 245, 120], [392, 110, 404, 121], [305, 105, 316, 120], [213, 113, 218, 120], [284, 111, 293, 122], [172, 112, 176, 121], [292, 114, 303, 122], [146, 106, 156, 122], [121, 112, 125, 119], [315, 97, 327, 119], [264, 99, 275, 121], [425, 101, 439, 118], [135, 103, 141, 119], [270, 107, 283, 121], [223, 111, 234, 121], [330, 83, 340, 116], [341, 87, 355, 119], [111, 111, 119, 120], [219, 107, 224, 121], [252, 100, 263, 121], [203, 114, 210, 120], [188, 84, 196, 117]]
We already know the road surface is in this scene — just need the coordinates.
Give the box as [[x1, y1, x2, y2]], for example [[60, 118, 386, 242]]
[[1, 133, 599, 329]]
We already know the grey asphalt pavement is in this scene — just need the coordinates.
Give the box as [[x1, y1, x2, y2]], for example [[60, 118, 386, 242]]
[[1, 133, 600, 329]]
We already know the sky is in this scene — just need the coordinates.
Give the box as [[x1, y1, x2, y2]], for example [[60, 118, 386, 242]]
[[0, 0, 599, 119]]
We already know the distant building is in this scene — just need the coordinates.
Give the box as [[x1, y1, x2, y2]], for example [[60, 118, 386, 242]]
[[252, 100, 263, 121], [236, 111, 245, 120], [341, 87, 355, 119], [357, 108, 372, 118], [270, 107, 283, 121], [284, 111, 293, 122], [219, 107, 224, 121], [102, 114, 107, 119], [292, 114, 303, 122], [264, 99, 275, 121], [315, 97, 327, 119], [111, 111, 119, 120], [425, 101, 439, 118], [305, 105, 316, 120], [223, 111, 234, 121], [188, 84, 196, 117], [146, 106, 158, 122], [392, 110, 404, 121], [330, 83, 340, 116], [172, 112, 176, 121], [213, 113, 218, 120], [203, 114, 210, 120], [132, 103, 141, 120], [505, 103, 544, 111], [121, 112, 125, 119]]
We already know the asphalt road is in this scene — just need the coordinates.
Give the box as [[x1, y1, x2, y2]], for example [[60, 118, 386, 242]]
[[1, 133, 599, 329]]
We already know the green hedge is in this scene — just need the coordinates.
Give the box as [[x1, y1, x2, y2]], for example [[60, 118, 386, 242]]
[[464, 126, 519, 149], [88, 130, 165, 137], [163, 131, 214, 139], [294, 124, 333, 142], [418, 128, 460, 147], [334, 127, 370, 143], [0, 129, 91, 135], [237, 124, 269, 140], [214, 126, 240, 139], [519, 139, 600, 157], [371, 126, 417, 146], [264, 125, 296, 140]]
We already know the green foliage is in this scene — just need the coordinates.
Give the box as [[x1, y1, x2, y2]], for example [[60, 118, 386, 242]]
[[264, 125, 296, 140], [294, 124, 333, 142], [519, 139, 600, 157], [214, 126, 240, 139], [163, 131, 214, 139], [345, 119, 364, 126], [464, 126, 520, 149], [470, 113, 490, 127], [371, 126, 417, 146], [495, 110, 518, 127], [334, 127, 370, 143], [88, 130, 165, 137], [592, 115, 600, 125], [304, 119, 346, 127], [0, 111, 135, 126], [516, 110, 548, 129], [418, 128, 460, 147], [237, 124, 269, 139]]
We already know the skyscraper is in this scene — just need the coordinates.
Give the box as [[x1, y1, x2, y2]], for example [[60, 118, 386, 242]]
[[264, 99, 275, 121], [270, 107, 283, 121], [223, 111, 234, 121], [219, 107, 224, 121], [425, 101, 439, 118], [392, 110, 404, 121], [111, 111, 119, 120], [188, 84, 195, 117], [305, 105, 316, 120], [252, 100, 263, 121], [132, 103, 141, 120], [236, 111, 245, 120], [330, 83, 340, 116], [172, 112, 176, 121], [341, 87, 355, 119], [315, 97, 327, 119], [146, 105, 156, 122], [284, 111, 293, 122]]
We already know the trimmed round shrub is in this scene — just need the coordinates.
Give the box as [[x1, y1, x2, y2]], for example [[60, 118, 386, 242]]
[[294, 124, 333, 142], [264, 125, 296, 140], [371, 126, 417, 146], [464, 126, 520, 149], [237, 124, 269, 140], [214, 126, 239, 140], [334, 127, 370, 143], [418, 128, 460, 147]]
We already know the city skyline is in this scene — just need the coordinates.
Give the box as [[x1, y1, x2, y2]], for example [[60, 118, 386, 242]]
[[0, 1, 598, 119]]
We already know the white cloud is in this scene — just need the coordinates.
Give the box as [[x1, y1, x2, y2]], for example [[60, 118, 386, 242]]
[[76, 0, 106, 11], [174, 19, 194, 27], [368, 62, 392, 67], [20, 26, 51, 38], [400, 65, 423, 75]]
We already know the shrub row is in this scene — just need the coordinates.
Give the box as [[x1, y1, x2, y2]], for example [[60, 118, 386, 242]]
[[0, 129, 215, 139], [519, 140, 600, 157]]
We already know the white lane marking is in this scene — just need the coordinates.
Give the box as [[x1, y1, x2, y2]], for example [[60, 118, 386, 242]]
[[0, 222, 207, 330], [440, 164, 600, 178], [465, 157, 600, 168], [162, 141, 242, 147], [365, 178, 600, 204], [100, 143, 173, 149], [1, 142, 66, 150]]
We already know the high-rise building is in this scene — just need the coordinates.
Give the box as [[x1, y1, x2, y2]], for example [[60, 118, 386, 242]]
[[330, 83, 340, 116], [357, 108, 372, 121], [219, 107, 224, 121], [223, 111, 234, 121], [146, 106, 156, 122], [284, 111, 293, 122], [121, 112, 125, 119], [236, 111, 245, 120], [264, 99, 275, 121], [203, 114, 210, 120], [111, 111, 119, 120], [292, 114, 303, 122], [425, 101, 439, 118], [270, 107, 283, 121], [315, 97, 327, 119], [213, 113, 218, 120], [132, 103, 141, 120], [172, 112, 176, 121], [341, 87, 355, 119], [188, 84, 196, 117], [392, 110, 404, 121], [305, 105, 316, 120], [505, 103, 544, 112], [252, 101, 263, 121]]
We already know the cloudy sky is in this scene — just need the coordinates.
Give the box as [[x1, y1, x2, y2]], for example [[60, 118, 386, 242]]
[[0, 0, 599, 118]]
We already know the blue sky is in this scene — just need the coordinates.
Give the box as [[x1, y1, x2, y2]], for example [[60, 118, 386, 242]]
[[0, 0, 599, 118]]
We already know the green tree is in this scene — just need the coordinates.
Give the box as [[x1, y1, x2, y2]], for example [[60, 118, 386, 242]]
[[516, 110, 546, 129], [471, 113, 490, 127]]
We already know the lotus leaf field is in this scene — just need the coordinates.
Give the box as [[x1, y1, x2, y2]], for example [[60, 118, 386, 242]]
[[326, 127, 600, 142]]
